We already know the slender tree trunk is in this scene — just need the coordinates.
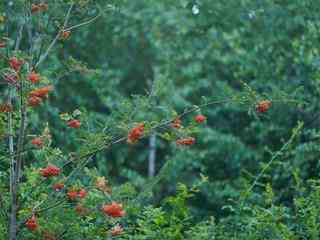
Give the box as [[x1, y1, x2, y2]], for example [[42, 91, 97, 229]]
[[9, 183, 18, 240], [148, 133, 156, 177], [8, 89, 17, 240], [9, 22, 25, 240]]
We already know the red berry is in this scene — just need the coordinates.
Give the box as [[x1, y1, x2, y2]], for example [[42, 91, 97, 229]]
[[28, 71, 41, 84], [60, 30, 71, 40], [25, 215, 38, 231], [102, 202, 125, 218], [195, 114, 206, 123], [28, 96, 42, 107], [31, 137, 43, 148], [127, 123, 144, 144], [67, 119, 81, 129], [256, 100, 272, 113], [40, 165, 60, 178], [29, 85, 53, 99], [78, 189, 87, 199], [176, 137, 196, 146], [67, 190, 78, 201], [9, 57, 23, 72]]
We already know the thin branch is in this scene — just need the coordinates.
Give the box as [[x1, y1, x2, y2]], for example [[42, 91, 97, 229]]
[[244, 121, 304, 197], [35, 3, 74, 68], [64, 12, 101, 31], [9, 22, 25, 240]]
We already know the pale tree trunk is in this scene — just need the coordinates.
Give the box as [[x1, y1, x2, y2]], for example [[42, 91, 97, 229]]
[[146, 62, 156, 178], [148, 133, 156, 177]]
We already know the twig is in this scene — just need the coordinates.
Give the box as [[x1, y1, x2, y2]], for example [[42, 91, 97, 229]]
[[35, 3, 74, 68], [244, 121, 304, 197], [64, 12, 101, 31]]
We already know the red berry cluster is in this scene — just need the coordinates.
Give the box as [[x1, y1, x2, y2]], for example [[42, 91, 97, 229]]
[[127, 123, 144, 144], [102, 202, 125, 218], [67, 189, 87, 201], [9, 57, 24, 72], [28, 85, 53, 107], [256, 100, 272, 113], [40, 165, 60, 178], [28, 71, 41, 84], [195, 114, 206, 123], [25, 215, 38, 231], [31, 137, 44, 148], [176, 137, 196, 146], [60, 30, 71, 40], [67, 119, 81, 129]]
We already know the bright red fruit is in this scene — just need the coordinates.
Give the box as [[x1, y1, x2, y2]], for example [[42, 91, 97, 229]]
[[60, 30, 71, 40], [67, 190, 78, 201], [176, 137, 196, 146], [28, 85, 53, 107], [29, 85, 53, 98], [25, 215, 38, 231], [127, 123, 144, 144], [102, 202, 125, 218], [28, 71, 41, 84], [78, 189, 87, 199], [9, 57, 23, 72], [195, 114, 206, 123], [40, 165, 60, 178], [256, 100, 272, 113], [67, 119, 81, 128], [31, 137, 43, 148], [28, 96, 42, 107]]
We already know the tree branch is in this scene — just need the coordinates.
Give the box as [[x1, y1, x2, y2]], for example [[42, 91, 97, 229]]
[[35, 3, 74, 68]]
